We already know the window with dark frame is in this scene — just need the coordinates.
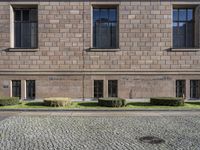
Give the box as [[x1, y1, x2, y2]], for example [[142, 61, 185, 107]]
[[93, 6, 118, 49], [190, 80, 200, 99], [12, 80, 21, 98], [108, 80, 118, 97], [14, 7, 38, 48], [173, 8, 195, 48], [94, 80, 104, 98], [176, 80, 186, 97], [26, 80, 36, 99]]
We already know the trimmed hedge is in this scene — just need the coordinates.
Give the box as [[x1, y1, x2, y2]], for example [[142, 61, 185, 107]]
[[150, 97, 184, 106], [98, 97, 126, 107], [44, 97, 71, 107], [0, 97, 20, 106]]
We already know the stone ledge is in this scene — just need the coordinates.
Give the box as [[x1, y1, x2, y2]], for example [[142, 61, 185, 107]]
[[0, 71, 200, 75], [88, 48, 120, 52], [171, 48, 200, 52], [6, 48, 39, 52]]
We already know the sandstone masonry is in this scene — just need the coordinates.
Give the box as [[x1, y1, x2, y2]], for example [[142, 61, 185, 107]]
[[0, 0, 200, 99]]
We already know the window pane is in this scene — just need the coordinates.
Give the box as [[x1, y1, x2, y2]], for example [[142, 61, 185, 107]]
[[14, 8, 38, 48], [12, 80, 21, 98], [190, 80, 200, 99], [93, 8, 99, 48], [21, 23, 31, 47], [93, 8, 99, 23], [15, 22, 21, 47], [173, 8, 195, 48], [176, 80, 186, 97], [97, 22, 110, 48], [187, 9, 193, 21], [14, 10, 21, 21], [178, 22, 186, 48], [108, 80, 118, 97], [23, 10, 30, 21], [110, 23, 117, 48], [94, 80, 103, 98], [179, 9, 187, 21], [30, 9, 37, 22], [26, 80, 36, 99], [93, 7, 117, 49], [173, 9, 178, 21], [173, 22, 178, 48], [31, 23, 37, 48], [100, 9, 109, 21], [186, 22, 194, 47], [109, 9, 117, 22]]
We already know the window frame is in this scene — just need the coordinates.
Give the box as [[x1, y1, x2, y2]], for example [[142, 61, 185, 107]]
[[92, 5, 119, 50], [172, 7, 195, 49], [190, 80, 200, 99], [26, 80, 36, 100], [12, 80, 21, 99], [11, 5, 38, 50], [108, 80, 118, 97], [176, 80, 186, 98], [94, 80, 104, 98]]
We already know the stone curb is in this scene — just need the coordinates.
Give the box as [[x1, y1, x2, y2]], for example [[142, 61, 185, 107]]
[[1, 108, 200, 112]]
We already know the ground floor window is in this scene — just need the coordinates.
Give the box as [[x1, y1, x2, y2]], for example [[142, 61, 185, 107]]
[[26, 80, 36, 99], [108, 80, 118, 97], [176, 80, 186, 97], [94, 80, 103, 98], [190, 80, 200, 99], [12, 80, 21, 98]]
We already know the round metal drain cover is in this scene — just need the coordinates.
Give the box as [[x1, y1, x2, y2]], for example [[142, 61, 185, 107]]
[[138, 136, 165, 144]]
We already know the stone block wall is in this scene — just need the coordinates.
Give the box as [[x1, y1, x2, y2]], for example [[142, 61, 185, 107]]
[[0, 0, 199, 99]]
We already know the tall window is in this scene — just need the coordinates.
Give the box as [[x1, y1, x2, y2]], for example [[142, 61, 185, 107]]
[[94, 80, 104, 98], [176, 80, 186, 97], [12, 80, 21, 98], [93, 6, 118, 49], [108, 80, 118, 97], [173, 8, 194, 48], [14, 7, 38, 48], [190, 80, 200, 99], [26, 80, 36, 99]]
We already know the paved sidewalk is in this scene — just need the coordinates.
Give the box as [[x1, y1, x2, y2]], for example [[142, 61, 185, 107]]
[[0, 111, 200, 150]]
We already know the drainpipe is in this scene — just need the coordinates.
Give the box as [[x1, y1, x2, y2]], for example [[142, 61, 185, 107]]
[[82, 0, 85, 101]]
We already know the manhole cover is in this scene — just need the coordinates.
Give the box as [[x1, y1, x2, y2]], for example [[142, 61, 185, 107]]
[[138, 136, 165, 144]]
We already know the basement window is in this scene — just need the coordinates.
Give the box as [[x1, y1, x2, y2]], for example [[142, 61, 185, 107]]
[[108, 80, 118, 97], [190, 80, 200, 99], [176, 80, 186, 97], [26, 80, 36, 99], [94, 80, 104, 98], [12, 80, 21, 98]]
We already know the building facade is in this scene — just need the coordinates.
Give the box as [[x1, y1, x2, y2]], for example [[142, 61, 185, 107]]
[[0, 0, 200, 100]]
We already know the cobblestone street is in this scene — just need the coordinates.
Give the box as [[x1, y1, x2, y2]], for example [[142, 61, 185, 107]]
[[0, 111, 200, 150]]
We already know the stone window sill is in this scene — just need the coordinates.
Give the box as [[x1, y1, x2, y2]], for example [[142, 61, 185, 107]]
[[171, 48, 200, 52], [6, 48, 39, 52], [88, 48, 120, 52]]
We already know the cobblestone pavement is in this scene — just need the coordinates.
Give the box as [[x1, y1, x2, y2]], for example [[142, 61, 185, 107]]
[[0, 112, 200, 150]]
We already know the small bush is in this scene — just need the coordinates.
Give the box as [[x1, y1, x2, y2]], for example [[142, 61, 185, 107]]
[[98, 97, 126, 107], [44, 97, 71, 107], [0, 97, 19, 106], [150, 97, 184, 106]]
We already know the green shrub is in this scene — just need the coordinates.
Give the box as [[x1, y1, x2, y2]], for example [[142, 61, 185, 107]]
[[44, 97, 71, 107], [0, 97, 19, 106], [98, 97, 126, 107], [150, 97, 184, 106]]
